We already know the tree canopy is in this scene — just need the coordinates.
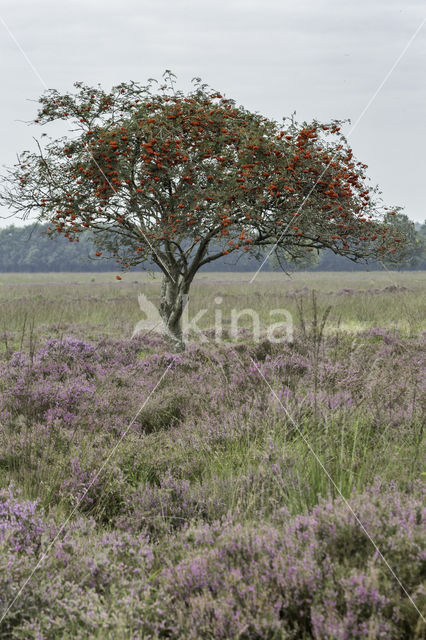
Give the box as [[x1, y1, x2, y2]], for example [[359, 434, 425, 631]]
[[0, 222, 423, 273], [0, 72, 408, 348]]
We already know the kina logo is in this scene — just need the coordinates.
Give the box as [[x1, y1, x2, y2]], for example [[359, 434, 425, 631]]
[[131, 294, 164, 339]]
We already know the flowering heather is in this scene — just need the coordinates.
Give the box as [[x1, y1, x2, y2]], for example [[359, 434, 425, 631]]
[[145, 482, 424, 639], [0, 322, 424, 638], [0, 482, 424, 638], [1, 329, 423, 435]]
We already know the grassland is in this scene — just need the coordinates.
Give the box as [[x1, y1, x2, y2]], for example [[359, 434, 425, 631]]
[[0, 271, 424, 638], [0, 270, 424, 337]]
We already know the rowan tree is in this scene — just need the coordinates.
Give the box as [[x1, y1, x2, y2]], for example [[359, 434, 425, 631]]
[[0, 72, 407, 349]]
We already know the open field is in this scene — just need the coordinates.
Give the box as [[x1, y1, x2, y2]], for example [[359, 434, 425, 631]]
[[1, 270, 425, 338], [0, 271, 425, 638]]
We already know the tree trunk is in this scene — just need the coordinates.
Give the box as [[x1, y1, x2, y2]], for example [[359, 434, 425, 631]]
[[159, 274, 187, 352]]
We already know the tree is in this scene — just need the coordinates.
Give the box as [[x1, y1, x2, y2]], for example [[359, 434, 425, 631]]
[[0, 72, 407, 349], [378, 212, 423, 269], [268, 243, 321, 271]]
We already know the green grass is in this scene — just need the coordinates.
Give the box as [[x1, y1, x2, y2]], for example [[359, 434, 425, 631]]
[[1, 270, 425, 338], [0, 271, 425, 637]]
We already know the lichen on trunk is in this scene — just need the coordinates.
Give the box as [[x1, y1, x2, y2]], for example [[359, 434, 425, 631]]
[[159, 273, 189, 352]]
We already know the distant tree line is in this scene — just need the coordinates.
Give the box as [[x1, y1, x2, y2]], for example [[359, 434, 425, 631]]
[[0, 219, 424, 273]]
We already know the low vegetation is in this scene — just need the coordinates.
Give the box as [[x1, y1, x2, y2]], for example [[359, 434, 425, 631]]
[[0, 272, 424, 638]]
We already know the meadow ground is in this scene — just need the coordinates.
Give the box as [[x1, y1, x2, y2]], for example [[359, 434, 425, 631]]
[[0, 271, 425, 638]]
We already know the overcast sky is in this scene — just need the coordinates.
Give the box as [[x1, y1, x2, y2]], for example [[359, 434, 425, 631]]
[[0, 0, 425, 228]]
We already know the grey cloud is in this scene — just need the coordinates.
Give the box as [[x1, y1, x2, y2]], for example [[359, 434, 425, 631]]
[[0, 0, 425, 227]]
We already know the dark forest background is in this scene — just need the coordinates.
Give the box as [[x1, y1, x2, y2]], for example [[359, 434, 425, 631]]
[[0, 220, 424, 272]]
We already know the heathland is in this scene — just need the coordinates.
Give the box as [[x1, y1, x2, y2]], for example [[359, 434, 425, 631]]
[[0, 271, 424, 639]]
